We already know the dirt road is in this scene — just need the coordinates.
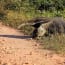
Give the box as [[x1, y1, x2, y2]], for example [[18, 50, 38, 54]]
[[0, 23, 65, 65]]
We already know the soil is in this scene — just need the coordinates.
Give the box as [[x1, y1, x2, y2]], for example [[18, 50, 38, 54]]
[[0, 23, 65, 65]]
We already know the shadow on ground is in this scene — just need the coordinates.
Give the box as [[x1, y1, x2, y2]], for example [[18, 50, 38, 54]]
[[0, 35, 32, 39]]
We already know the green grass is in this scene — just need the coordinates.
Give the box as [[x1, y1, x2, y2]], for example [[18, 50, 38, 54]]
[[1, 10, 65, 28]]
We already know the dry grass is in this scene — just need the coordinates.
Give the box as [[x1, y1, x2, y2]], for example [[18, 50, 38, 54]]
[[37, 34, 65, 54]]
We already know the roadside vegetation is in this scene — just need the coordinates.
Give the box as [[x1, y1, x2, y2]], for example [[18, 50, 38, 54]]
[[37, 34, 65, 54], [0, 0, 65, 54]]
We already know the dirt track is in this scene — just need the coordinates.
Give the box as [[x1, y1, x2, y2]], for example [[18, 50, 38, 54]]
[[0, 23, 65, 65]]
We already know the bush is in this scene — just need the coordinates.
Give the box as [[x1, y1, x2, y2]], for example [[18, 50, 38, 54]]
[[5, 3, 18, 10], [0, 10, 6, 20]]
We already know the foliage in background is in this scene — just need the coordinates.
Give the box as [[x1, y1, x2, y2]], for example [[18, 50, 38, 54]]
[[0, 0, 65, 26], [0, 0, 65, 19]]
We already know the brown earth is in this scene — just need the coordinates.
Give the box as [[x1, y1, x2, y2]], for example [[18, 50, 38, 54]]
[[0, 23, 65, 65]]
